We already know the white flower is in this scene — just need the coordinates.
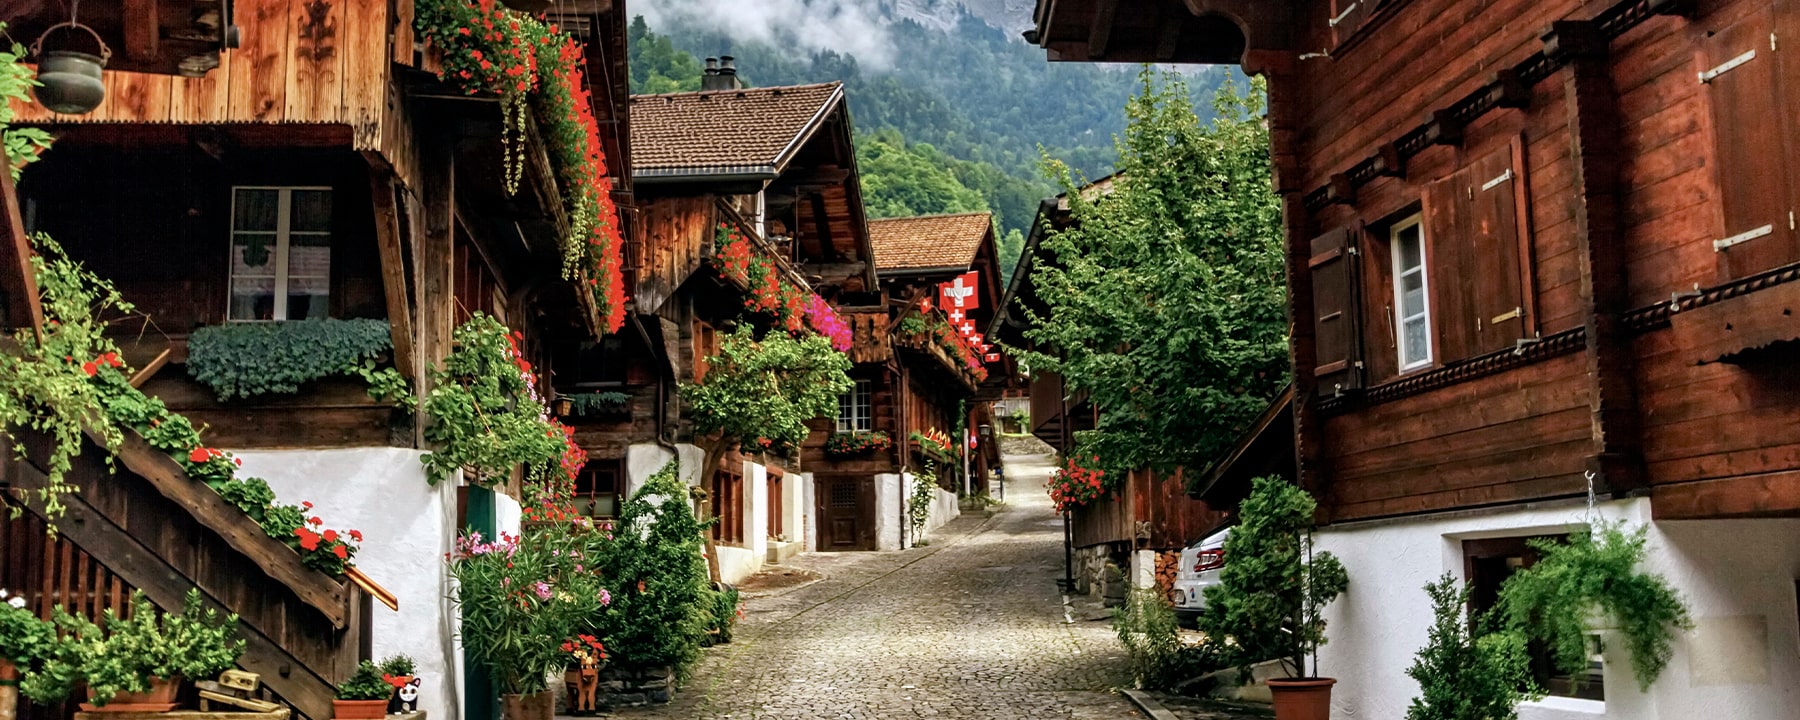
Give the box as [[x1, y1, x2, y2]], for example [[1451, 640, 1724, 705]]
[[8, 597, 27, 609]]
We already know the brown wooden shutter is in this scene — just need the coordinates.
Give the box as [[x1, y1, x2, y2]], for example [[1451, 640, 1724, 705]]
[[1468, 145, 1531, 354], [1309, 226, 1363, 395], [1425, 172, 1476, 363], [1328, 0, 1369, 47], [1704, 8, 1799, 279]]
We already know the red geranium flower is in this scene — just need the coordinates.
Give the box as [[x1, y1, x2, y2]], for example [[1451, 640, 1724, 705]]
[[323, 529, 339, 543], [188, 447, 211, 463], [332, 545, 348, 560], [296, 527, 321, 551]]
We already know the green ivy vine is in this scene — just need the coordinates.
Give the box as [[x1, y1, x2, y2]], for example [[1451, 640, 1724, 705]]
[[420, 313, 567, 486], [0, 234, 130, 523], [186, 318, 412, 406], [908, 458, 938, 543]]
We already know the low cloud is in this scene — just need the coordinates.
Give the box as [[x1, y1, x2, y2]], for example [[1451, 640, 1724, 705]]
[[638, 0, 899, 69]]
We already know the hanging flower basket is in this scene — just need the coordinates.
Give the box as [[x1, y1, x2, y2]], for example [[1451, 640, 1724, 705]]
[[825, 431, 891, 459]]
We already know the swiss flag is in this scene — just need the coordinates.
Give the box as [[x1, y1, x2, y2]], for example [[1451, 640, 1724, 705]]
[[939, 271, 980, 310], [959, 321, 976, 337], [984, 352, 1001, 363]]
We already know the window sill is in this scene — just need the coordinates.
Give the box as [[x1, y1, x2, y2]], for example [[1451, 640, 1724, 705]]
[[1521, 695, 1606, 716]]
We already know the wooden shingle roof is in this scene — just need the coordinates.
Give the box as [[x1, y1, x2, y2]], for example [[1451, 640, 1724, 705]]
[[629, 82, 844, 180], [869, 212, 994, 272]]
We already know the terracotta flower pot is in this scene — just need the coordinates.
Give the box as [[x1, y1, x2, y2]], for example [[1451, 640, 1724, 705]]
[[1267, 677, 1336, 720], [501, 690, 554, 720], [80, 676, 181, 712], [332, 699, 390, 719]]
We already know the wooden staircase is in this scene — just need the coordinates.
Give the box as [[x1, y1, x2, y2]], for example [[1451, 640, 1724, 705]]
[[0, 429, 368, 720]]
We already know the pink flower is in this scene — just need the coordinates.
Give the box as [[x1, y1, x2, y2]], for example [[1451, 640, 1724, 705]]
[[533, 581, 552, 600]]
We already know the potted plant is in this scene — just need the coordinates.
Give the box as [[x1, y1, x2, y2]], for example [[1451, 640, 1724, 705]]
[[558, 635, 606, 714], [379, 654, 418, 714], [22, 590, 244, 712], [1198, 476, 1347, 720], [0, 588, 52, 716], [823, 431, 891, 459], [334, 660, 394, 719], [446, 519, 611, 720]]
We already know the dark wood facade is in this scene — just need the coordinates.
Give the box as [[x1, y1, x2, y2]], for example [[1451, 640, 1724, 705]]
[[1032, 0, 1800, 525]]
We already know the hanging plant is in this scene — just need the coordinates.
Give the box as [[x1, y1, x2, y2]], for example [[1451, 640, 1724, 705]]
[[420, 313, 572, 486], [413, 2, 627, 332], [1494, 522, 1692, 691], [1046, 455, 1106, 513], [185, 318, 412, 405]]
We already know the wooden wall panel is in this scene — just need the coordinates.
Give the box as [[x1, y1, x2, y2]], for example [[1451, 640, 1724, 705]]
[[7, 0, 390, 143]]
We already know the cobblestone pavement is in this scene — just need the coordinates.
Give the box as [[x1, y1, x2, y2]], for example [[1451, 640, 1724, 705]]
[[1145, 695, 1273, 720], [607, 448, 1138, 719]]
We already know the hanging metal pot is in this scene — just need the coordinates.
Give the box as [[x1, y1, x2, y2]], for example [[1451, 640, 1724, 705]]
[[32, 21, 111, 115]]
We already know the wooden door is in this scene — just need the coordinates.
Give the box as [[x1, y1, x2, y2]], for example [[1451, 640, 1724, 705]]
[[814, 475, 875, 551]]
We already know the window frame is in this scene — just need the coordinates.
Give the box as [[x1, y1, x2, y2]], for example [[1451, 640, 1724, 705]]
[[837, 379, 873, 433], [1462, 534, 1605, 702], [1389, 213, 1433, 372], [227, 185, 334, 323]]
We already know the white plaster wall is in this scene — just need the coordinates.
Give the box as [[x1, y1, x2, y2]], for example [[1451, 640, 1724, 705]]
[[800, 472, 818, 552], [625, 442, 704, 498], [744, 460, 769, 566], [780, 471, 806, 544], [1131, 548, 1158, 589], [875, 472, 902, 551], [715, 545, 758, 585], [900, 473, 962, 543], [233, 448, 462, 720], [1313, 497, 1800, 720]]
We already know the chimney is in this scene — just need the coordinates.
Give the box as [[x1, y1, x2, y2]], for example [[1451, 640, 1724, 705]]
[[701, 56, 740, 91]]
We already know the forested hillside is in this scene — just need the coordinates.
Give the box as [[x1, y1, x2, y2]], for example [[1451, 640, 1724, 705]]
[[627, 7, 1230, 277]]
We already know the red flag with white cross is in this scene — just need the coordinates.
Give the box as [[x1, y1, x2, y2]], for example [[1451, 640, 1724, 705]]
[[939, 271, 980, 311]]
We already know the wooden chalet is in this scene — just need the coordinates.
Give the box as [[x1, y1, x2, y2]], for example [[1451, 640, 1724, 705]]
[[799, 212, 1005, 551], [1034, 0, 1800, 715], [0, 2, 635, 720], [607, 72, 879, 576]]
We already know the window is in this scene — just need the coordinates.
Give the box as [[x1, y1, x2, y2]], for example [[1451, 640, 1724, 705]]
[[837, 379, 872, 433], [1463, 536, 1604, 701], [710, 467, 744, 545], [228, 187, 332, 321], [1391, 214, 1431, 371], [767, 470, 784, 540], [553, 336, 628, 389], [572, 459, 622, 519]]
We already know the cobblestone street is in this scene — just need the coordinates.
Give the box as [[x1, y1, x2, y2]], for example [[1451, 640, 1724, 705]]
[[608, 448, 1138, 719]]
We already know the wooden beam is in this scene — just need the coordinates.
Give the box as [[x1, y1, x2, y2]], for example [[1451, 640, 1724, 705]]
[[1154, 11, 1184, 61], [122, 0, 161, 61], [0, 163, 42, 339], [128, 348, 173, 388], [1088, 0, 1119, 59], [102, 431, 353, 628], [367, 170, 418, 394], [6, 460, 342, 720], [416, 119, 456, 422], [1559, 25, 1644, 493], [1651, 472, 1800, 519]]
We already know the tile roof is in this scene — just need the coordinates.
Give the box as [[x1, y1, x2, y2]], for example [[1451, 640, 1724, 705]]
[[869, 212, 993, 272], [629, 82, 844, 178]]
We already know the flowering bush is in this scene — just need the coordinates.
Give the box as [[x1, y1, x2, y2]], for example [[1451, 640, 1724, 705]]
[[413, 0, 626, 331], [824, 431, 891, 458], [803, 295, 852, 352], [421, 314, 579, 486], [1047, 456, 1106, 512], [446, 521, 612, 696]]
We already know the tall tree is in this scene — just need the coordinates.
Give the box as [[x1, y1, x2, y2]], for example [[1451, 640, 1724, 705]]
[[1017, 70, 1287, 476]]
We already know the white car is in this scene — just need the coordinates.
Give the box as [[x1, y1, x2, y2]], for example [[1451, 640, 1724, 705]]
[[1170, 526, 1231, 627]]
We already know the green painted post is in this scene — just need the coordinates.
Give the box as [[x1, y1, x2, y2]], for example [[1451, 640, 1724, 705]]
[[463, 486, 498, 720]]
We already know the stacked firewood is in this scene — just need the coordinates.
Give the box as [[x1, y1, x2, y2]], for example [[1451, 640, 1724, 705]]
[[1152, 550, 1181, 595]]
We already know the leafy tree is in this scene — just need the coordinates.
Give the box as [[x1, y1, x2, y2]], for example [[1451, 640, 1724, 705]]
[[1017, 70, 1287, 477], [1406, 575, 1538, 720], [627, 16, 701, 94], [679, 325, 853, 483], [1198, 476, 1347, 680], [857, 130, 989, 219], [1494, 523, 1692, 691]]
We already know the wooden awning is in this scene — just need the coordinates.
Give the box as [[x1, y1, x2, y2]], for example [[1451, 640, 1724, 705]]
[[1187, 385, 1295, 510], [1668, 278, 1800, 365]]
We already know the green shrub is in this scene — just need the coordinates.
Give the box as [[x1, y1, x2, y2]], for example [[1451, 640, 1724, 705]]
[[1406, 574, 1538, 720], [587, 462, 713, 679], [337, 660, 393, 701], [704, 586, 741, 646], [1198, 476, 1347, 679], [378, 653, 417, 677], [563, 391, 630, 417], [1116, 588, 1183, 689], [1494, 523, 1691, 691], [186, 318, 409, 403]]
